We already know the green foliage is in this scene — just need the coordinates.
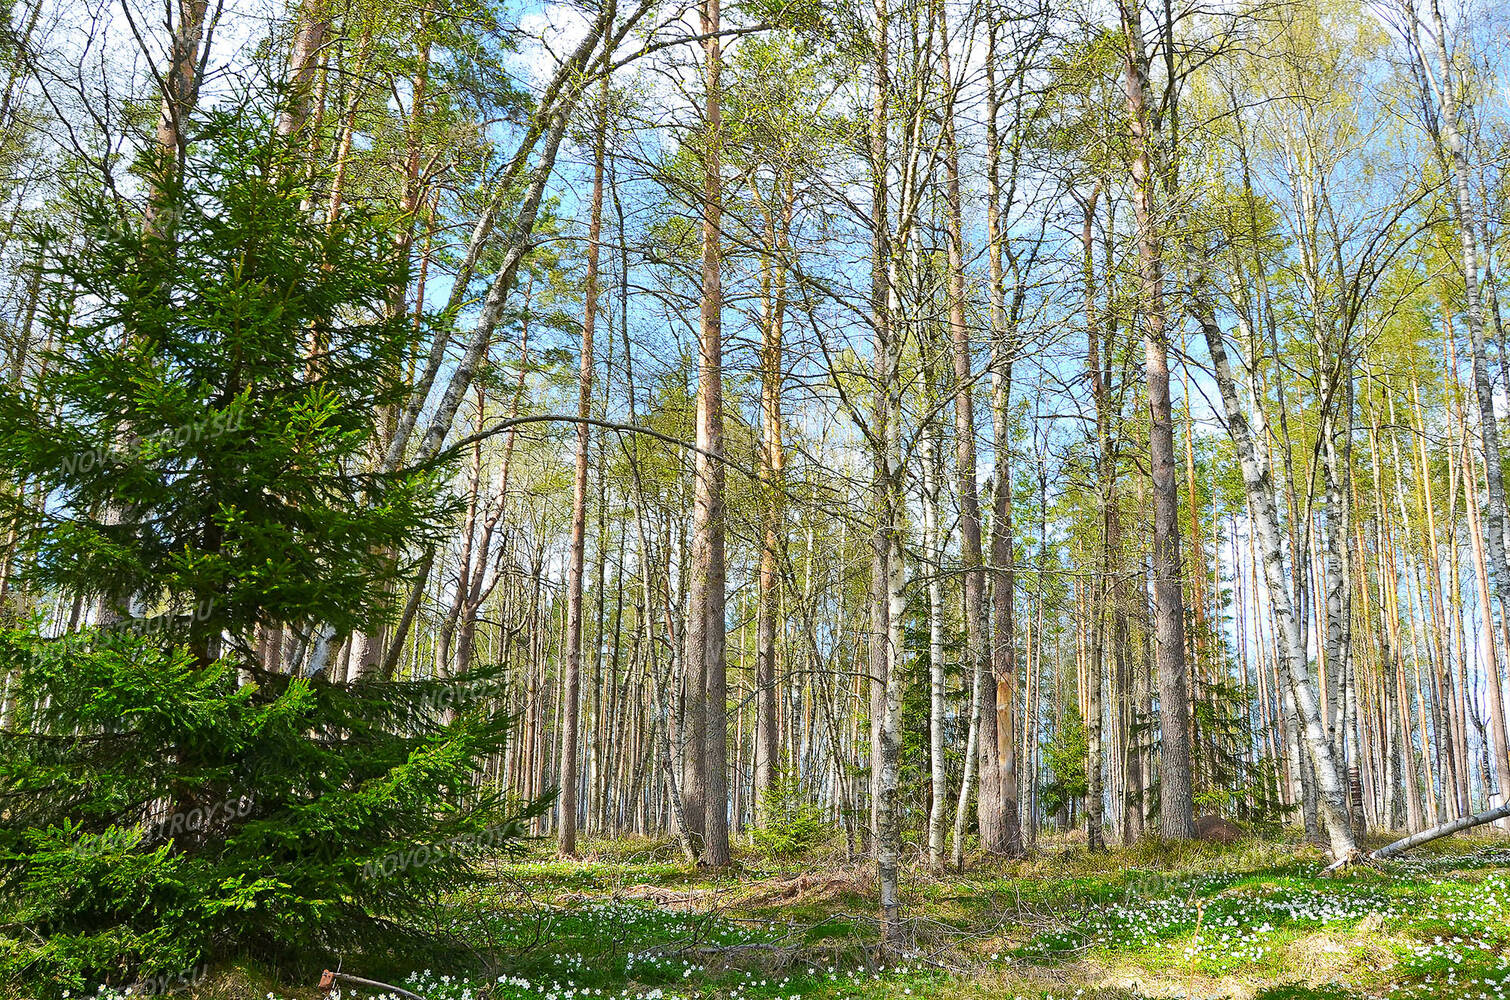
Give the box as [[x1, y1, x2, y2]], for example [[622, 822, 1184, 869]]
[[751, 776, 830, 863], [0, 97, 544, 996], [0, 102, 450, 655], [1191, 674, 1293, 832], [0, 629, 541, 995], [1040, 704, 1089, 821]]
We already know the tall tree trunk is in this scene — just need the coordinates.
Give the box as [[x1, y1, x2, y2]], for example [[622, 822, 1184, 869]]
[[1408, 0, 1510, 816], [559, 79, 609, 858], [934, 0, 990, 864], [877, 497, 906, 948], [686, 0, 729, 864], [1321, 376, 1356, 829], [1117, 0, 1195, 840], [153, 0, 210, 180], [980, 16, 1021, 856], [752, 177, 789, 827], [866, 0, 891, 850], [923, 346, 949, 867], [1081, 183, 1106, 851], [276, 0, 329, 142]]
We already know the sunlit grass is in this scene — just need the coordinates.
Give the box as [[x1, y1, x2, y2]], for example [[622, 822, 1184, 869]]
[[90, 835, 1510, 1000]]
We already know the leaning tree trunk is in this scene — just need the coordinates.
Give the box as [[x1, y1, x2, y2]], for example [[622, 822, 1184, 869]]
[[1197, 305, 1359, 860], [1373, 803, 1510, 860], [1322, 802, 1510, 872]]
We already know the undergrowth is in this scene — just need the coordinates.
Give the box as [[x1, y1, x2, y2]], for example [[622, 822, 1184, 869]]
[[37, 834, 1510, 1000]]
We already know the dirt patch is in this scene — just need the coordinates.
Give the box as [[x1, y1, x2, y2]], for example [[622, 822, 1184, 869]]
[[1000, 956, 1252, 999]]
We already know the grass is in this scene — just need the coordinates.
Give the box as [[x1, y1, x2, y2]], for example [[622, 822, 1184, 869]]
[[73, 832, 1510, 1000]]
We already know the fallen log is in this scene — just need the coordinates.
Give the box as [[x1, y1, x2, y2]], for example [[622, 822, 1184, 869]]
[[1325, 801, 1510, 872]]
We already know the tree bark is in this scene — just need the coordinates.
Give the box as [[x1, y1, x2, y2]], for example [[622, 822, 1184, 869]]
[[923, 351, 949, 868], [686, 0, 729, 865], [1406, 0, 1510, 819], [752, 176, 789, 827], [934, 0, 991, 865], [1081, 183, 1106, 852], [276, 0, 329, 142], [981, 16, 1021, 857], [1117, 0, 1195, 840], [559, 79, 609, 858], [866, 0, 891, 850], [1196, 303, 1359, 859]]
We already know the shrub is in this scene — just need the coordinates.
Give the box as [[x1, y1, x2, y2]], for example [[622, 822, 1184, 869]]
[[0, 628, 542, 995], [751, 777, 831, 863]]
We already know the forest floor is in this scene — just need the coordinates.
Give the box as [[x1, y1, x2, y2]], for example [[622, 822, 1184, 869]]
[[195, 833, 1510, 1000]]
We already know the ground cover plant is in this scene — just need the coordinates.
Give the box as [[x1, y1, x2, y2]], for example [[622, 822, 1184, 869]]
[[52, 833, 1509, 1000]]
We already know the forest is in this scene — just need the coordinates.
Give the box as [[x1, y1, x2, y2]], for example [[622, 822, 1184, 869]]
[[2, 0, 1510, 996]]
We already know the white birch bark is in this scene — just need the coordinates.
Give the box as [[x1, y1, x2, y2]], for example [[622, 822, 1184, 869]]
[[1196, 306, 1359, 859]]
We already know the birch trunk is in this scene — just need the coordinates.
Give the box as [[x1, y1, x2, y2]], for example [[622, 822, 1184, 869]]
[[866, 0, 891, 849], [1408, 0, 1510, 815], [923, 377, 948, 867], [1196, 306, 1359, 859]]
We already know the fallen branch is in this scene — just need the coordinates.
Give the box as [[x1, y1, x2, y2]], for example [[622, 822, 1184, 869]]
[[319, 969, 427, 1000], [1324, 802, 1510, 872]]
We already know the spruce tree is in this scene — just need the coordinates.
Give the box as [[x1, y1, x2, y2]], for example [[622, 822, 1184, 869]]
[[0, 99, 540, 996]]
